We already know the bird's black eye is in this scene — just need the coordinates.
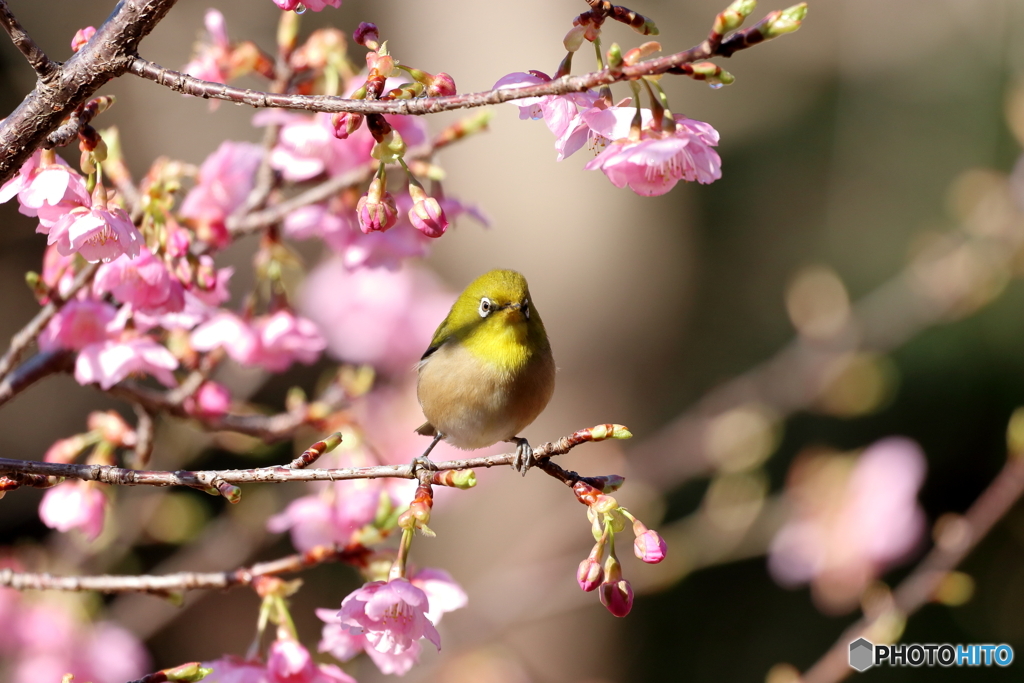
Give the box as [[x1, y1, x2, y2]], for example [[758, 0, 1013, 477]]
[[478, 297, 493, 317], [522, 299, 530, 320]]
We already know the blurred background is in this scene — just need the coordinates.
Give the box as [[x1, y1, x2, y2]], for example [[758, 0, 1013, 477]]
[[2, 0, 1024, 681]]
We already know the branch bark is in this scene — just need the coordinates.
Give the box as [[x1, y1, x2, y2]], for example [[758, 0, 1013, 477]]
[[0, 0, 180, 185], [0, 0, 57, 80]]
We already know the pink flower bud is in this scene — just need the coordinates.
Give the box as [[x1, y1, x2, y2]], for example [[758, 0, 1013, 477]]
[[354, 22, 379, 48], [426, 73, 457, 98], [598, 579, 634, 617], [577, 557, 604, 592], [633, 529, 667, 564], [330, 112, 362, 140], [87, 410, 134, 447], [409, 195, 448, 238], [356, 179, 399, 233], [71, 26, 96, 53]]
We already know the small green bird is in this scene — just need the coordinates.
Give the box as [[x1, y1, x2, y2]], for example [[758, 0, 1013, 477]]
[[416, 269, 555, 475]]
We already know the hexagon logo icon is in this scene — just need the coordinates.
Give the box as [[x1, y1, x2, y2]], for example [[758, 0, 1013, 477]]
[[849, 638, 874, 672]]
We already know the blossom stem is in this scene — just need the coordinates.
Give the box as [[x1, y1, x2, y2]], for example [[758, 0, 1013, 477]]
[[390, 528, 415, 580]]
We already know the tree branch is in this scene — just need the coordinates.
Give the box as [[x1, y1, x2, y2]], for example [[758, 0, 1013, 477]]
[[123, 26, 763, 117], [0, 0, 180, 185], [0, 0, 57, 80], [0, 424, 628, 493], [800, 455, 1024, 683], [0, 262, 99, 392], [0, 542, 370, 595]]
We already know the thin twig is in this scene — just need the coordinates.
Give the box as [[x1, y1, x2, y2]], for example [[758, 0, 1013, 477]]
[[123, 27, 765, 117], [0, 542, 370, 595], [0, 262, 99, 391], [800, 455, 1024, 683], [107, 379, 346, 442], [0, 0, 57, 80], [0, 424, 626, 491]]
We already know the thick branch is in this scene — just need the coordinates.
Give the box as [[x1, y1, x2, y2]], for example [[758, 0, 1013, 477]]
[[0, 0, 179, 185], [0, 424, 626, 490], [800, 455, 1024, 683], [0, 0, 57, 80], [0, 543, 370, 595]]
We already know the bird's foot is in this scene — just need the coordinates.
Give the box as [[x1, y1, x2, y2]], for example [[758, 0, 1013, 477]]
[[412, 432, 444, 475], [509, 437, 534, 477]]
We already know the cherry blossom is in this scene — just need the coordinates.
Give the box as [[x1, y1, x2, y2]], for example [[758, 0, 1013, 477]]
[[273, 0, 342, 12], [48, 199, 143, 263], [336, 577, 441, 656], [584, 115, 722, 195], [191, 310, 326, 372], [38, 481, 108, 540], [267, 482, 381, 552], [0, 150, 89, 221], [182, 10, 231, 84], [300, 261, 453, 375], [768, 437, 927, 613], [318, 609, 422, 676], [94, 247, 186, 314], [409, 567, 468, 625], [179, 141, 264, 247], [74, 337, 179, 389], [38, 299, 118, 352]]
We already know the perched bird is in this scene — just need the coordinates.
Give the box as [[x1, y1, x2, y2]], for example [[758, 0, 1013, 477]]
[[416, 269, 555, 475]]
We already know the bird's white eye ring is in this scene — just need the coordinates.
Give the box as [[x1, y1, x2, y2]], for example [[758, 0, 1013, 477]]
[[478, 297, 493, 317], [523, 299, 530, 320]]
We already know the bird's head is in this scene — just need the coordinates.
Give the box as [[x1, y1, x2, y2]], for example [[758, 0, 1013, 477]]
[[443, 270, 548, 358]]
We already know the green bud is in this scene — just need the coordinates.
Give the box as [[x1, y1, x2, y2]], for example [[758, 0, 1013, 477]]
[[449, 469, 477, 489], [606, 43, 623, 70], [319, 432, 343, 454], [371, 130, 406, 164], [164, 663, 214, 682], [762, 2, 807, 38]]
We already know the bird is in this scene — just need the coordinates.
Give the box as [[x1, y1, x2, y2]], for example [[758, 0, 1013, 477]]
[[415, 269, 555, 475]]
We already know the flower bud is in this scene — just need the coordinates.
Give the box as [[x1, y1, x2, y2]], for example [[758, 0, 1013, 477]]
[[427, 72, 457, 98], [591, 494, 619, 515], [354, 22, 380, 49], [71, 26, 96, 53], [591, 474, 625, 493], [356, 178, 398, 233], [599, 579, 634, 617], [761, 3, 807, 39], [185, 382, 231, 417], [577, 556, 604, 592], [407, 184, 448, 238], [633, 529, 667, 564], [371, 130, 406, 164], [330, 112, 355, 140], [163, 663, 214, 682], [714, 0, 758, 35], [563, 24, 587, 52]]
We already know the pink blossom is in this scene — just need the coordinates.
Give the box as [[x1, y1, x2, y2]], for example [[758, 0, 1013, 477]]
[[201, 656, 267, 683], [584, 115, 722, 195], [189, 257, 234, 306], [318, 609, 421, 676], [409, 567, 467, 625], [273, 0, 343, 11], [184, 381, 232, 417], [38, 481, 107, 540], [598, 579, 633, 617], [337, 578, 441, 655], [94, 247, 186, 314], [0, 150, 90, 220], [191, 310, 325, 372], [556, 103, 647, 161], [356, 178, 399, 233], [182, 10, 231, 84], [493, 72, 595, 138], [71, 26, 96, 52], [41, 245, 78, 300], [180, 141, 264, 247], [48, 202, 143, 263], [38, 299, 117, 352], [299, 261, 453, 374], [266, 638, 354, 683], [74, 337, 179, 389], [283, 203, 355, 252], [267, 482, 381, 552], [768, 437, 927, 613]]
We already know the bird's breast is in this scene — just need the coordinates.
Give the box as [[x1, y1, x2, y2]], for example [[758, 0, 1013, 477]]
[[417, 340, 555, 450]]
